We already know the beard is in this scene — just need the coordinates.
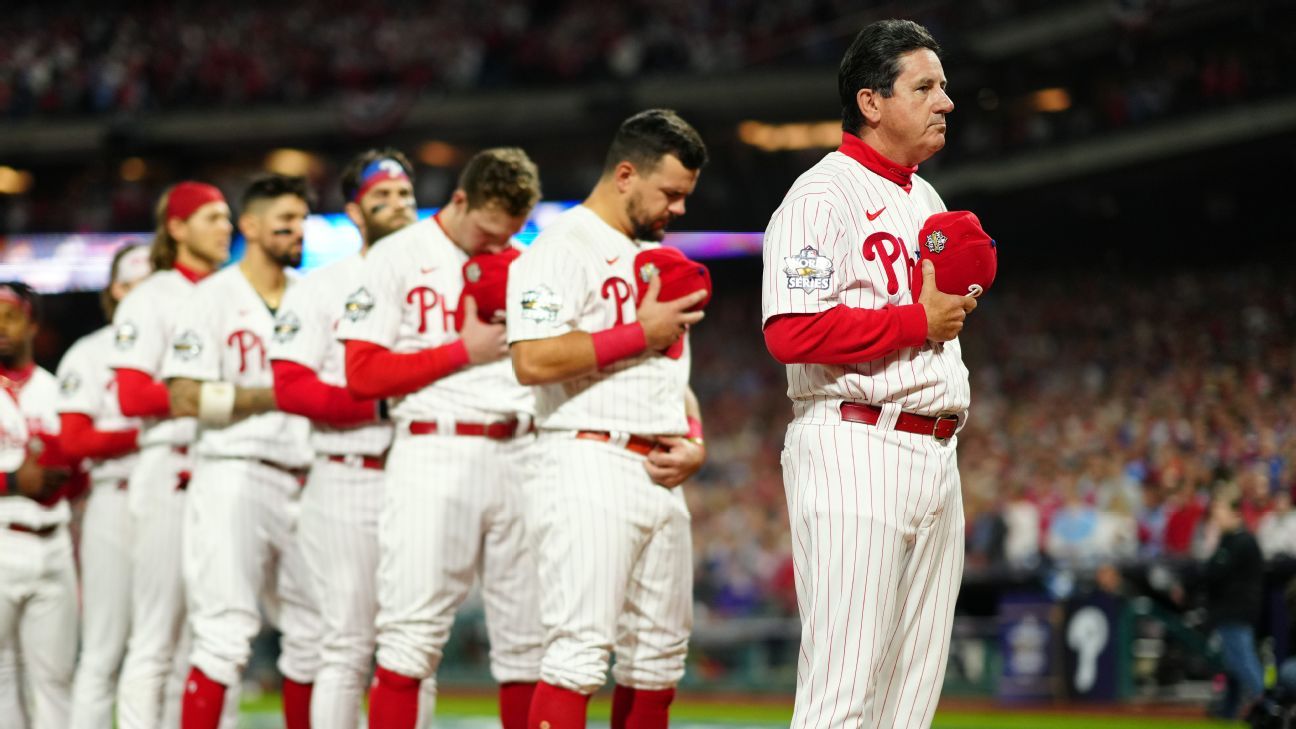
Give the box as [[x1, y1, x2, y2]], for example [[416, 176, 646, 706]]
[[626, 192, 672, 242], [268, 245, 303, 269], [365, 209, 416, 245]]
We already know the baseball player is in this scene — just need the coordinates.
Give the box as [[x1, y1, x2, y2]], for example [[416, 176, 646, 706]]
[[0, 281, 78, 729], [269, 148, 435, 728], [760, 20, 977, 729], [164, 173, 320, 729], [339, 148, 545, 729], [59, 244, 152, 729], [506, 109, 710, 729], [111, 181, 240, 729]]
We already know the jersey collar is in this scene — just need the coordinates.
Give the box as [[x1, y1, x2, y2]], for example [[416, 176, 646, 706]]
[[0, 361, 34, 398], [173, 261, 209, 284], [837, 132, 916, 193]]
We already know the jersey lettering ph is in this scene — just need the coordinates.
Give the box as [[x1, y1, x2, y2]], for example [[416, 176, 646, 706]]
[[336, 216, 531, 423], [761, 137, 970, 421], [507, 205, 690, 435], [109, 270, 200, 447], [161, 266, 311, 466], [269, 254, 391, 456], [56, 326, 141, 482]]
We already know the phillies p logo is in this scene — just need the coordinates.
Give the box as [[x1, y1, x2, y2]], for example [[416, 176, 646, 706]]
[[226, 330, 266, 374]]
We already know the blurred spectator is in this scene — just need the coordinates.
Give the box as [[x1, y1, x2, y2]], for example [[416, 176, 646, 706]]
[[1258, 490, 1296, 559]]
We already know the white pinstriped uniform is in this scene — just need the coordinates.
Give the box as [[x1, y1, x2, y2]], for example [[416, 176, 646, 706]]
[[337, 216, 543, 693], [762, 148, 969, 729], [56, 327, 140, 729], [506, 205, 694, 694], [270, 253, 436, 728], [0, 369, 77, 729], [161, 266, 321, 699]]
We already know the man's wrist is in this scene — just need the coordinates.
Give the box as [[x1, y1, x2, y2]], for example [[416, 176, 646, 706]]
[[592, 323, 648, 370], [686, 415, 704, 445]]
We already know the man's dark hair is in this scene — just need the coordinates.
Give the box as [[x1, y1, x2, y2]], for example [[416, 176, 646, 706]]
[[839, 19, 942, 133], [240, 173, 314, 212], [0, 280, 39, 322], [340, 148, 415, 202], [603, 109, 708, 174]]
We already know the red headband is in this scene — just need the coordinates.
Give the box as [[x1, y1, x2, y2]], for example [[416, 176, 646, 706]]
[[166, 181, 225, 222], [0, 285, 32, 318]]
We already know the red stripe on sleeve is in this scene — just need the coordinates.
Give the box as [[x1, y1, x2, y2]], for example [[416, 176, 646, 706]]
[[343, 339, 470, 401], [270, 359, 377, 428], [115, 368, 172, 418], [763, 304, 927, 365], [58, 412, 138, 461]]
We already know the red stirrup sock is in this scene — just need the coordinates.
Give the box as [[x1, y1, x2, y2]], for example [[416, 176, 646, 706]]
[[527, 681, 590, 729], [611, 685, 676, 729], [180, 668, 228, 729], [368, 666, 422, 729], [499, 681, 538, 729], [282, 678, 314, 729]]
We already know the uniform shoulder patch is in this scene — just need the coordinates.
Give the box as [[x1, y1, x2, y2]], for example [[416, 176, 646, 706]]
[[273, 310, 302, 344], [782, 246, 834, 293], [520, 285, 562, 323], [114, 322, 139, 351], [59, 372, 81, 396], [343, 287, 375, 322], [172, 330, 203, 361]]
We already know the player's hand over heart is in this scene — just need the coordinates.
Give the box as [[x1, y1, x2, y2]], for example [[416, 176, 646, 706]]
[[918, 259, 977, 342], [643, 436, 706, 488], [636, 274, 706, 351], [460, 295, 508, 364], [14, 452, 70, 501]]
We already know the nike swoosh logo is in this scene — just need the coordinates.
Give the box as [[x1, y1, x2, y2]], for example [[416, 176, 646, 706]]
[[420, 267, 437, 274], [866, 207, 886, 221], [606, 257, 619, 265]]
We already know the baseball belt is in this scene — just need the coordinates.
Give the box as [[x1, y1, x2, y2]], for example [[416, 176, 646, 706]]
[[325, 453, 387, 471], [840, 402, 959, 440], [575, 431, 660, 456], [255, 459, 310, 485], [407, 419, 533, 440], [6, 523, 60, 538]]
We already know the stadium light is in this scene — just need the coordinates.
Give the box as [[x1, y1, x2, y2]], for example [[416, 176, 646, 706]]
[[737, 121, 840, 152], [0, 166, 33, 195]]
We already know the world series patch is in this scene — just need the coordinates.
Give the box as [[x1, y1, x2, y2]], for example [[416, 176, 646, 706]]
[[343, 287, 374, 322], [782, 246, 834, 293]]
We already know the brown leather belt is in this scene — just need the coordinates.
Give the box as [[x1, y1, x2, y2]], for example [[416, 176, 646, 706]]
[[840, 402, 959, 440], [575, 431, 660, 456], [7, 524, 59, 538], [408, 420, 530, 440], [326, 454, 386, 471], [257, 459, 309, 484]]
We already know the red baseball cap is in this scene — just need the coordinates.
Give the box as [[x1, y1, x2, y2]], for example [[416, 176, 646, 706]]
[[633, 246, 711, 312], [909, 211, 997, 299], [455, 247, 522, 330]]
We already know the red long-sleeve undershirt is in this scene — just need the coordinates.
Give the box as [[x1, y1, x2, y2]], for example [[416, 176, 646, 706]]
[[763, 304, 928, 365], [58, 413, 138, 461], [344, 339, 470, 401], [115, 368, 171, 418], [270, 359, 378, 428]]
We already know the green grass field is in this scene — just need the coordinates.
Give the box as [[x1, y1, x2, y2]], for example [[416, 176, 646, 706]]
[[236, 693, 1246, 728]]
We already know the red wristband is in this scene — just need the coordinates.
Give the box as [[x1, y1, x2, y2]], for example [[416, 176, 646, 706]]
[[686, 416, 704, 440], [591, 323, 648, 370]]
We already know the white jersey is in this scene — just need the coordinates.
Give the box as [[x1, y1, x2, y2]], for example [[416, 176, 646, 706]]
[[507, 205, 690, 435], [109, 269, 200, 447], [161, 266, 311, 467], [0, 367, 70, 527], [336, 216, 531, 423], [269, 254, 392, 457], [56, 326, 141, 483], [761, 146, 971, 421]]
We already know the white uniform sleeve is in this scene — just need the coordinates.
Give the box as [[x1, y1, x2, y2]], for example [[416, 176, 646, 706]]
[[160, 292, 222, 382], [55, 340, 101, 417], [335, 253, 400, 348], [761, 193, 849, 323], [109, 283, 167, 375], [507, 241, 589, 343], [268, 278, 326, 370]]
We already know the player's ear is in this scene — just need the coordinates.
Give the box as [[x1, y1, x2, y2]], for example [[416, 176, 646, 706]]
[[165, 216, 187, 243], [237, 211, 259, 241], [343, 201, 366, 232], [857, 87, 883, 126], [614, 161, 636, 193]]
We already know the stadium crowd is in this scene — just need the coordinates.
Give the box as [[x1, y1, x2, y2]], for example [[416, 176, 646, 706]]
[[687, 264, 1296, 618]]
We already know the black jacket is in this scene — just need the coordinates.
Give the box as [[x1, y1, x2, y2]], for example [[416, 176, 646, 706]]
[[1202, 527, 1264, 626]]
